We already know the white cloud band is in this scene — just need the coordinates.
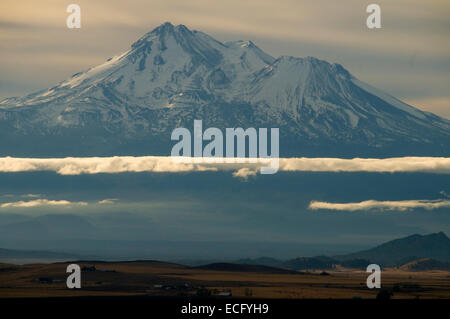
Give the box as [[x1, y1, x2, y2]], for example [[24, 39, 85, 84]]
[[308, 199, 450, 211], [0, 156, 449, 176], [0, 199, 88, 208]]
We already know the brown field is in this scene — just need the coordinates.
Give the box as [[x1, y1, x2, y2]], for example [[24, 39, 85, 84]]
[[0, 261, 449, 299]]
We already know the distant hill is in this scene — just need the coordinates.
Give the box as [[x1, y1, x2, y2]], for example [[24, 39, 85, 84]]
[[3, 232, 450, 271], [400, 258, 450, 271], [339, 258, 372, 270], [194, 262, 300, 274], [234, 256, 336, 270], [281, 256, 337, 270], [236, 256, 369, 270], [236, 257, 282, 267], [336, 232, 450, 266]]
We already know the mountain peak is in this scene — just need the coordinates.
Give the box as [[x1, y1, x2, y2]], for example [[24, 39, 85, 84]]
[[0, 23, 449, 157], [131, 22, 193, 49], [155, 21, 175, 31], [431, 231, 449, 240], [151, 22, 192, 34]]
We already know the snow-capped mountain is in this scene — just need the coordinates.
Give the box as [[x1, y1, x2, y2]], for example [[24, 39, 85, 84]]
[[0, 22, 449, 157]]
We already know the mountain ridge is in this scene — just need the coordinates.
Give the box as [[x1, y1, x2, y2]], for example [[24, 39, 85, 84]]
[[1, 231, 449, 269], [335, 232, 450, 266], [236, 232, 450, 268]]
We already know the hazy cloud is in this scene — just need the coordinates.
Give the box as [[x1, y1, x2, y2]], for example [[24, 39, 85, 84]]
[[308, 199, 450, 211], [232, 167, 257, 180], [23, 194, 41, 198], [98, 199, 118, 204]]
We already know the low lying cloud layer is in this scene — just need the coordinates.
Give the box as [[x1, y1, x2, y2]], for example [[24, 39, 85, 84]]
[[0, 156, 449, 177], [308, 199, 450, 212], [0, 199, 88, 208]]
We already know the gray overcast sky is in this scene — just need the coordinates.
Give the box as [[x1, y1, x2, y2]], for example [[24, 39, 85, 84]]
[[1, 0, 449, 118]]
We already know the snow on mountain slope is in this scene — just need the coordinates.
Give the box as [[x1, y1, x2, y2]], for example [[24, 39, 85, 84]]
[[0, 22, 449, 157], [351, 78, 426, 120]]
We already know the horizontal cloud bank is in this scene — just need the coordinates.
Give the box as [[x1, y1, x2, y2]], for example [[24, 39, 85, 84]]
[[0, 199, 88, 208], [309, 199, 450, 212], [0, 156, 449, 176]]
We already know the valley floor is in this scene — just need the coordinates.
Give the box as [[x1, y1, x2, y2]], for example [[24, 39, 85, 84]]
[[0, 261, 449, 299]]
